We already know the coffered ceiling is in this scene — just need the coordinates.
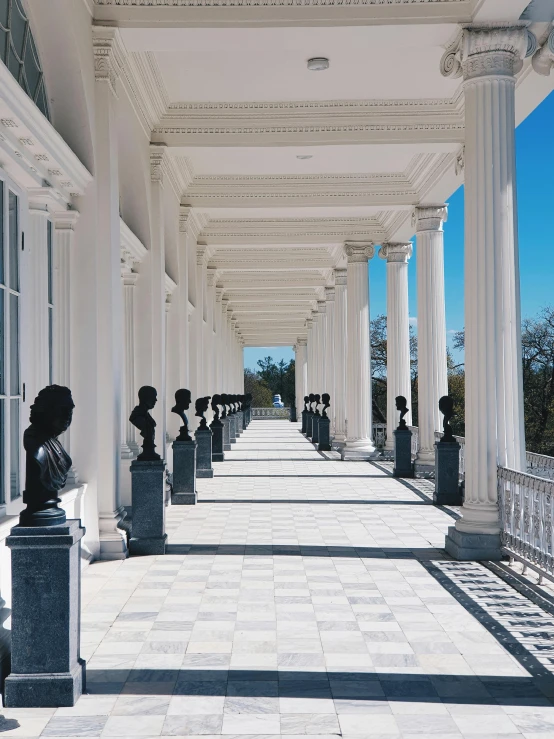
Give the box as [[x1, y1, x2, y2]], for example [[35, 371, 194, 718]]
[[94, 0, 551, 346]]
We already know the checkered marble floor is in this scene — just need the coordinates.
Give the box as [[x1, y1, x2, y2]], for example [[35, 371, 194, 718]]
[[7, 421, 554, 738]]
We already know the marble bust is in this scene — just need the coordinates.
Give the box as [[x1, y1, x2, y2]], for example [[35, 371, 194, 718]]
[[130, 385, 161, 461], [395, 395, 409, 430], [172, 388, 192, 442], [314, 393, 321, 416], [303, 395, 309, 412], [439, 395, 456, 443], [211, 394, 223, 425], [321, 393, 331, 419], [19, 385, 75, 527]]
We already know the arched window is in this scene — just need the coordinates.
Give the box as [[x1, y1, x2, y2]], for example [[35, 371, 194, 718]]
[[0, 0, 49, 120]]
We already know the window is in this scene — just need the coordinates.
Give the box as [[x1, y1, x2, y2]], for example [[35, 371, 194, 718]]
[[0, 0, 50, 120], [47, 219, 53, 384], [0, 184, 21, 503]]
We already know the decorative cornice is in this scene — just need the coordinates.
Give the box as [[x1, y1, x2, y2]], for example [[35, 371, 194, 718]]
[[179, 205, 209, 239], [532, 27, 554, 76], [197, 244, 208, 266], [344, 242, 375, 263], [150, 145, 168, 184], [379, 242, 413, 263], [92, 27, 126, 94], [441, 25, 533, 81], [412, 205, 448, 232]]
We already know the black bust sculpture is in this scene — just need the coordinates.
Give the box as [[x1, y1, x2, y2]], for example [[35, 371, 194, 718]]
[[308, 393, 316, 413], [395, 395, 409, 430], [130, 385, 161, 461], [211, 394, 223, 424], [19, 385, 74, 527], [172, 388, 192, 442], [314, 393, 321, 416], [195, 396, 211, 429], [439, 395, 456, 443], [220, 393, 228, 418], [321, 393, 331, 419], [303, 395, 309, 412]]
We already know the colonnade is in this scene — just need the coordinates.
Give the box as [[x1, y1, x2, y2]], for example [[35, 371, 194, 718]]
[[294, 25, 531, 559]]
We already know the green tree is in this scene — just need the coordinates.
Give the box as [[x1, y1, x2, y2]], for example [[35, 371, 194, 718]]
[[244, 368, 273, 407]]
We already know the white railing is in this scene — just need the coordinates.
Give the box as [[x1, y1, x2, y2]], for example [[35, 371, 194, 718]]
[[498, 466, 554, 581], [372, 423, 387, 449], [525, 451, 554, 481], [252, 407, 290, 419], [408, 426, 419, 459]]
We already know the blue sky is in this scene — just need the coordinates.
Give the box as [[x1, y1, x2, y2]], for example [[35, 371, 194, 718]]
[[244, 90, 554, 372]]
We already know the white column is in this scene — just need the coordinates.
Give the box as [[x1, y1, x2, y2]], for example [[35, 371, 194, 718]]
[[442, 26, 528, 558], [317, 300, 327, 396], [324, 286, 335, 432], [296, 337, 308, 412], [93, 28, 127, 559], [306, 318, 314, 394], [196, 245, 206, 400], [215, 288, 224, 391], [342, 243, 375, 460], [334, 268, 347, 443], [206, 267, 217, 396], [121, 267, 139, 458], [379, 243, 413, 450], [52, 212, 79, 483], [414, 206, 448, 470], [28, 205, 50, 398]]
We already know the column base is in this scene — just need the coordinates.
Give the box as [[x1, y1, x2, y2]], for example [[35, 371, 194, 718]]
[[340, 440, 376, 461], [444, 526, 502, 561], [98, 508, 129, 561], [5, 660, 85, 708], [196, 469, 214, 479]]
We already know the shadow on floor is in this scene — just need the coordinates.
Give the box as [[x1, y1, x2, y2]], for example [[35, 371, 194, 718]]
[[197, 499, 433, 505], [85, 668, 554, 705], [165, 544, 448, 559]]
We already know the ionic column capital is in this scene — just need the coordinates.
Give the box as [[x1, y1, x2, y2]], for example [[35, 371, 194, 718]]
[[325, 286, 335, 301], [92, 27, 125, 94], [206, 266, 217, 287], [532, 28, 554, 76], [316, 300, 326, 315], [441, 24, 533, 81], [150, 145, 169, 185], [345, 242, 375, 263], [334, 268, 347, 286], [305, 317, 313, 330], [297, 337, 307, 347], [197, 243, 208, 266], [379, 242, 413, 263], [215, 287, 224, 303], [52, 210, 80, 232], [412, 205, 448, 232]]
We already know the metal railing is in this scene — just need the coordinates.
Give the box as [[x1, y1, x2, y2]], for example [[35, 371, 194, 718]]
[[408, 426, 419, 459], [372, 423, 387, 450], [525, 451, 554, 481], [498, 466, 554, 581], [252, 407, 291, 419]]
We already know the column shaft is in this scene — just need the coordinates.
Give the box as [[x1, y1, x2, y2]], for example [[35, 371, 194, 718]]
[[334, 269, 347, 443], [324, 287, 336, 434], [414, 206, 448, 469], [342, 243, 375, 460]]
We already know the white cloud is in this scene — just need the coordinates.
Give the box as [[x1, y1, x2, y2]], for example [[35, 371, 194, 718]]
[[409, 316, 418, 327]]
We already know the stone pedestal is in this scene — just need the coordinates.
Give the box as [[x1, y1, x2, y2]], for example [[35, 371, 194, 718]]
[[312, 415, 321, 444], [5, 521, 86, 707], [196, 427, 214, 478], [172, 440, 197, 505], [301, 409, 308, 434], [434, 441, 462, 506], [229, 415, 237, 444], [235, 412, 242, 436], [290, 404, 297, 422], [393, 429, 413, 478], [306, 412, 314, 438], [318, 417, 332, 451], [211, 420, 225, 462], [129, 460, 167, 555], [222, 417, 231, 451]]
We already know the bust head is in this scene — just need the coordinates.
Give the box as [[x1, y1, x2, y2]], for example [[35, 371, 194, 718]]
[[395, 395, 407, 413], [195, 396, 210, 417], [174, 388, 191, 411], [138, 385, 157, 410], [212, 394, 222, 411], [439, 395, 454, 418], [29, 385, 74, 439]]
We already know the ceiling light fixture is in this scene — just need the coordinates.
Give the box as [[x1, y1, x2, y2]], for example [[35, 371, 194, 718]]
[[296, 155, 313, 160], [307, 57, 329, 71]]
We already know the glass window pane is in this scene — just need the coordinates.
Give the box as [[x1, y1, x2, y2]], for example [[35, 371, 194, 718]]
[[10, 0, 26, 60], [10, 397, 19, 500], [8, 190, 18, 291], [0, 30, 7, 63], [24, 35, 40, 98], [0, 399, 4, 505], [9, 292, 18, 396], [7, 45, 19, 79], [47, 220, 53, 304], [0, 0, 8, 30]]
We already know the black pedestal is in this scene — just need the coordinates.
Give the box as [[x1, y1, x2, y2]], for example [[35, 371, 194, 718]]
[[318, 417, 331, 451], [211, 420, 225, 462], [393, 429, 414, 478]]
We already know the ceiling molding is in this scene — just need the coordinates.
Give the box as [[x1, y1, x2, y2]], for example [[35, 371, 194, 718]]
[[119, 52, 169, 136], [153, 96, 465, 147], [93, 0, 476, 28]]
